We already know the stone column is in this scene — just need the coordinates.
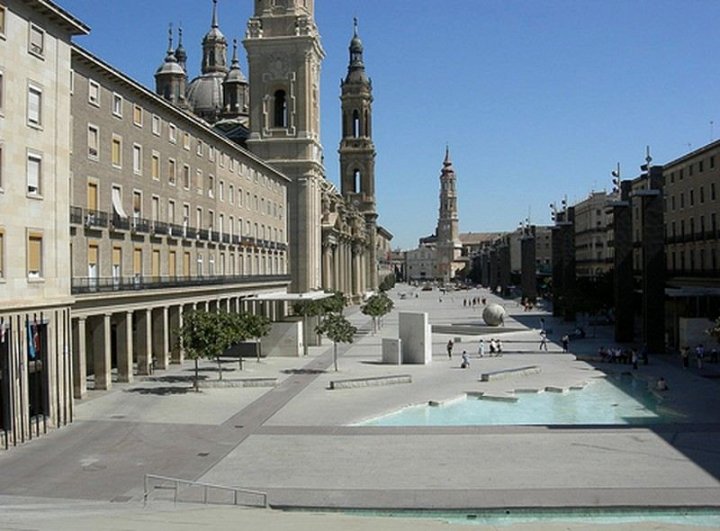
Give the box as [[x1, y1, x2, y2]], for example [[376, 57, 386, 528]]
[[72, 317, 87, 399], [152, 307, 169, 370], [561, 207, 576, 321], [551, 225, 564, 317], [136, 309, 152, 375], [91, 314, 112, 390], [521, 232, 537, 301], [637, 169, 665, 354], [499, 243, 511, 297], [612, 180, 634, 342], [169, 305, 184, 364], [116, 311, 134, 383]]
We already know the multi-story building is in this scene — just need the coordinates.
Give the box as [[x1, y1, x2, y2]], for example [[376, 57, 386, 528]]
[[573, 191, 615, 279], [662, 142, 720, 347], [68, 45, 291, 397], [0, 0, 88, 447]]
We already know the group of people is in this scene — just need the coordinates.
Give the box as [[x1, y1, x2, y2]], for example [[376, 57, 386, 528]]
[[462, 297, 486, 308], [597, 346, 641, 368], [451, 338, 505, 369], [680, 344, 718, 369]]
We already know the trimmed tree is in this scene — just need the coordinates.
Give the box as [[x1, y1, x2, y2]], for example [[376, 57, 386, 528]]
[[361, 292, 394, 333], [707, 316, 720, 348], [293, 292, 345, 356], [316, 312, 357, 372], [180, 310, 237, 391], [242, 312, 271, 362]]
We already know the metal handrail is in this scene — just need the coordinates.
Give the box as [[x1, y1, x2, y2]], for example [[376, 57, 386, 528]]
[[143, 474, 268, 507]]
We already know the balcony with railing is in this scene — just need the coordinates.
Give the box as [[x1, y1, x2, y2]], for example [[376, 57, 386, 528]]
[[132, 217, 151, 234], [222, 233, 231, 244], [72, 274, 291, 294], [111, 213, 131, 232], [152, 220, 169, 236], [198, 228, 209, 241]]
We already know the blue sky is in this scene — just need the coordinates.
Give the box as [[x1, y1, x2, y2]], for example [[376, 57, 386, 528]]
[[59, 0, 720, 250]]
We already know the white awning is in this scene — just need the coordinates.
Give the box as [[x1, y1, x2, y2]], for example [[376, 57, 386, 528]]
[[111, 188, 128, 218]]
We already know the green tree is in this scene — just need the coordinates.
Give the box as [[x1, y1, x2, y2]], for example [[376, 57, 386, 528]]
[[316, 312, 357, 372], [361, 292, 394, 333], [241, 312, 271, 362], [292, 292, 345, 356], [707, 316, 720, 347], [180, 310, 238, 391]]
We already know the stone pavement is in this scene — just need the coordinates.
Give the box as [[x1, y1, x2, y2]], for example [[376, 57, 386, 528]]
[[1, 284, 719, 530]]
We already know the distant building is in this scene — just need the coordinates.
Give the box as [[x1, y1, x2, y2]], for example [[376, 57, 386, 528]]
[[573, 191, 616, 279]]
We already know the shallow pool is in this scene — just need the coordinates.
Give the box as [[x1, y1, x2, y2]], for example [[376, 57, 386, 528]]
[[360, 374, 678, 426]]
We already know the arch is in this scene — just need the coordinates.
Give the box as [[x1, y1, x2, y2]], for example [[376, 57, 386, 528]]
[[353, 168, 361, 193], [274, 89, 288, 128], [352, 110, 360, 138]]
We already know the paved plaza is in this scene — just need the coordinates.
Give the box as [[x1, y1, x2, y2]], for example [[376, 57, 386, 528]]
[[1, 285, 720, 530]]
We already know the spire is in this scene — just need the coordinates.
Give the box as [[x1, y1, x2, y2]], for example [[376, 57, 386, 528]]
[[231, 38, 239, 68], [175, 25, 187, 71], [166, 23, 174, 56], [444, 145, 451, 166], [200, 0, 227, 74], [345, 17, 368, 84], [211, 0, 218, 29]]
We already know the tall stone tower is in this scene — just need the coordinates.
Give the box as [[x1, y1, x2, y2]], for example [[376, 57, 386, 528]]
[[339, 19, 378, 291], [244, 0, 325, 293], [435, 148, 462, 282]]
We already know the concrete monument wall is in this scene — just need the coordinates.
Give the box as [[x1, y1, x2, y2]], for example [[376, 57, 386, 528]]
[[399, 312, 432, 364]]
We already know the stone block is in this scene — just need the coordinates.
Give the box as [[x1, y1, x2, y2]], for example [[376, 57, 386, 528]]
[[382, 338, 402, 365], [399, 312, 432, 364]]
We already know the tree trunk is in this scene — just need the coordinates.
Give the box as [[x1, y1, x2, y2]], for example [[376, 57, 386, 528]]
[[333, 342, 338, 372], [217, 356, 222, 380], [194, 358, 200, 392], [256, 339, 261, 362]]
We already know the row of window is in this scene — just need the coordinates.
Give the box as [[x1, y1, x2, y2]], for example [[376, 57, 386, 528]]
[[667, 213, 718, 239], [666, 183, 717, 212], [84, 244, 285, 279], [85, 129, 283, 219], [95, 182, 285, 242], [81, 82, 284, 197], [667, 155, 716, 184], [668, 248, 719, 272]]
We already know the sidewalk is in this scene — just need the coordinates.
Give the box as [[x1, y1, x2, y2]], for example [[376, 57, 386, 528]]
[[0, 284, 719, 530]]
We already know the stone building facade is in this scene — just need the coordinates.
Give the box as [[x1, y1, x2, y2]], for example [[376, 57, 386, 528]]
[[573, 191, 615, 279], [68, 45, 291, 397], [0, 0, 88, 448]]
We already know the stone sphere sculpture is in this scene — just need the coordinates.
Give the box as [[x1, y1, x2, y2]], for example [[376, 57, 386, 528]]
[[482, 303, 506, 326]]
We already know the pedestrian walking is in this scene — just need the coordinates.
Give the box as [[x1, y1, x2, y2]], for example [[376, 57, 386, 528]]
[[478, 339, 485, 358], [447, 339, 454, 359], [631, 348, 638, 370], [539, 331, 548, 351], [561, 334, 569, 353], [696, 344, 705, 369], [681, 346, 690, 369], [461, 351, 470, 369]]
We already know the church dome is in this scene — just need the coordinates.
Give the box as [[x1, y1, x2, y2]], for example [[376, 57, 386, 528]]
[[186, 72, 225, 118]]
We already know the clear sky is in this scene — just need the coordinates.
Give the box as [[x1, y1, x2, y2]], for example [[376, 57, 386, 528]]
[[58, 0, 720, 250]]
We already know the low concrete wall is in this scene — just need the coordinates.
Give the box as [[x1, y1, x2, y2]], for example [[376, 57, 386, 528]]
[[479, 365, 541, 382], [329, 374, 412, 390], [198, 378, 277, 389]]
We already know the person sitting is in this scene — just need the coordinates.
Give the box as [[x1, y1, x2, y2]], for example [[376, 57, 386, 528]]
[[497, 340, 504, 354], [489, 339, 497, 354], [461, 351, 470, 369], [656, 376, 669, 391]]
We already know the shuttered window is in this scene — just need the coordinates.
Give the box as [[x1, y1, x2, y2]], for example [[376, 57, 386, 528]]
[[27, 233, 42, 278]]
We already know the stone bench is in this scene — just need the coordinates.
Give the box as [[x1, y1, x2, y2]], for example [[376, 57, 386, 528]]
[[329, 374, 412, 390], [479, 365, 541, 382], [198, 377, 277, 389]]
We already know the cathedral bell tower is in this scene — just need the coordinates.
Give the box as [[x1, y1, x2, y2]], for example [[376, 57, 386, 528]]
[[436, 148, 462, 282], [244, 0, 325, 293], [339, 19, 378, 290]]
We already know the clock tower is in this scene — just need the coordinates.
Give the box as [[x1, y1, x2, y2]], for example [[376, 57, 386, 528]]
[[339, 19, 378, 291], [244, 0, 325, 293]]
